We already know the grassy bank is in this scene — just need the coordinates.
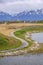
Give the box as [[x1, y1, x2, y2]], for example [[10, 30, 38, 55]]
[[14, 26, 43, 38], [14, 26, 43, 49], [0, 33, 21, 51], [0, 26, 43, 56]]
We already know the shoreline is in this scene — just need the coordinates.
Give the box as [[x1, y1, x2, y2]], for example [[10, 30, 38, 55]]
[[0, 47, 43, 57], [0, 29, 43, 57]]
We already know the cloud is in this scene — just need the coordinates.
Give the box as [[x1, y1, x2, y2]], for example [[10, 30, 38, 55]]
[[0, 0, 43, 15]]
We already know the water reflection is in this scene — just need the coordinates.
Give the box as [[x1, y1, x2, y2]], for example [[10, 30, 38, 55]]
[[32, 32, 43, 43], [0, 54, 43, 65]]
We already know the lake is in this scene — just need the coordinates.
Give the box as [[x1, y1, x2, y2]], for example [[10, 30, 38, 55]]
[[0, 54, 43, 65], [0, 32, 43, 65], [31, 32, 43, 43]]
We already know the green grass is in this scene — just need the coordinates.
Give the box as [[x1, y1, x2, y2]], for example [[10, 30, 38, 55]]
[[0, 34, 21, 51], [14, 26, 43, 37], [0, 26, 43, 51], [14, 26, 43, 49]]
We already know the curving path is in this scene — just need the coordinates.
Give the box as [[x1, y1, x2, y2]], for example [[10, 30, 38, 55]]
[[0, 29, 28, 52], [10, 32, 28, 50]]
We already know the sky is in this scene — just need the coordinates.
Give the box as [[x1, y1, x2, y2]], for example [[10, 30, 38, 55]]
[[0, 0, 43, 15]]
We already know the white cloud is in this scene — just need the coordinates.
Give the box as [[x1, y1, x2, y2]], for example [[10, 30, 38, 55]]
[[0, 0, 43, 15]]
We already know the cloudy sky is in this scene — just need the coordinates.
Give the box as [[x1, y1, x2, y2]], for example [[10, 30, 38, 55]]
[[0, 0, 43, 15]]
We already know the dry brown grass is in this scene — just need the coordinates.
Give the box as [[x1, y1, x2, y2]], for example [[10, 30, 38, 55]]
[[0, 24, 15, 36], [0, 23, 43, 36], [7, 23, 43, 28]]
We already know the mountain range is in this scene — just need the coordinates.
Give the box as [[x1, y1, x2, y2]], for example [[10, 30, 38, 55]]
[[0, 9, 43, 21]]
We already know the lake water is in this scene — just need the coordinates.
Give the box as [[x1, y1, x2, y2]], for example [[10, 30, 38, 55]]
[[0, 54, 43, 65], [31, 32, 43, 43], [0, 32, 43, 65]]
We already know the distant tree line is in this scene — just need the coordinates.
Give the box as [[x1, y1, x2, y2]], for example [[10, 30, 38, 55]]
[[0, 20, 43, 24]]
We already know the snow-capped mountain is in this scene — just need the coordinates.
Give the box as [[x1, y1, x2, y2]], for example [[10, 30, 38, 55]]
[[14, 9, 43, 21], [0, 12, 13, 21], [0, 9, 43, 21]]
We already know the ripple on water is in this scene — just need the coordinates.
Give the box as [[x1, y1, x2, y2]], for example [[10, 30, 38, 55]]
[[0, 54, 43, 65]]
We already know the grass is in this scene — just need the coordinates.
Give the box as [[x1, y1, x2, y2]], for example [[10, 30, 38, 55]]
[[0, 33, 21, 51], [14, 26, 43, 50], [14, 26, 43, 37], [0, 26, 43, 52]]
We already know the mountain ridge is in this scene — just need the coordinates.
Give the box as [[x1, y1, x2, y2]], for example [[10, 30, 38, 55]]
[[0, 9, 43, 21]]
